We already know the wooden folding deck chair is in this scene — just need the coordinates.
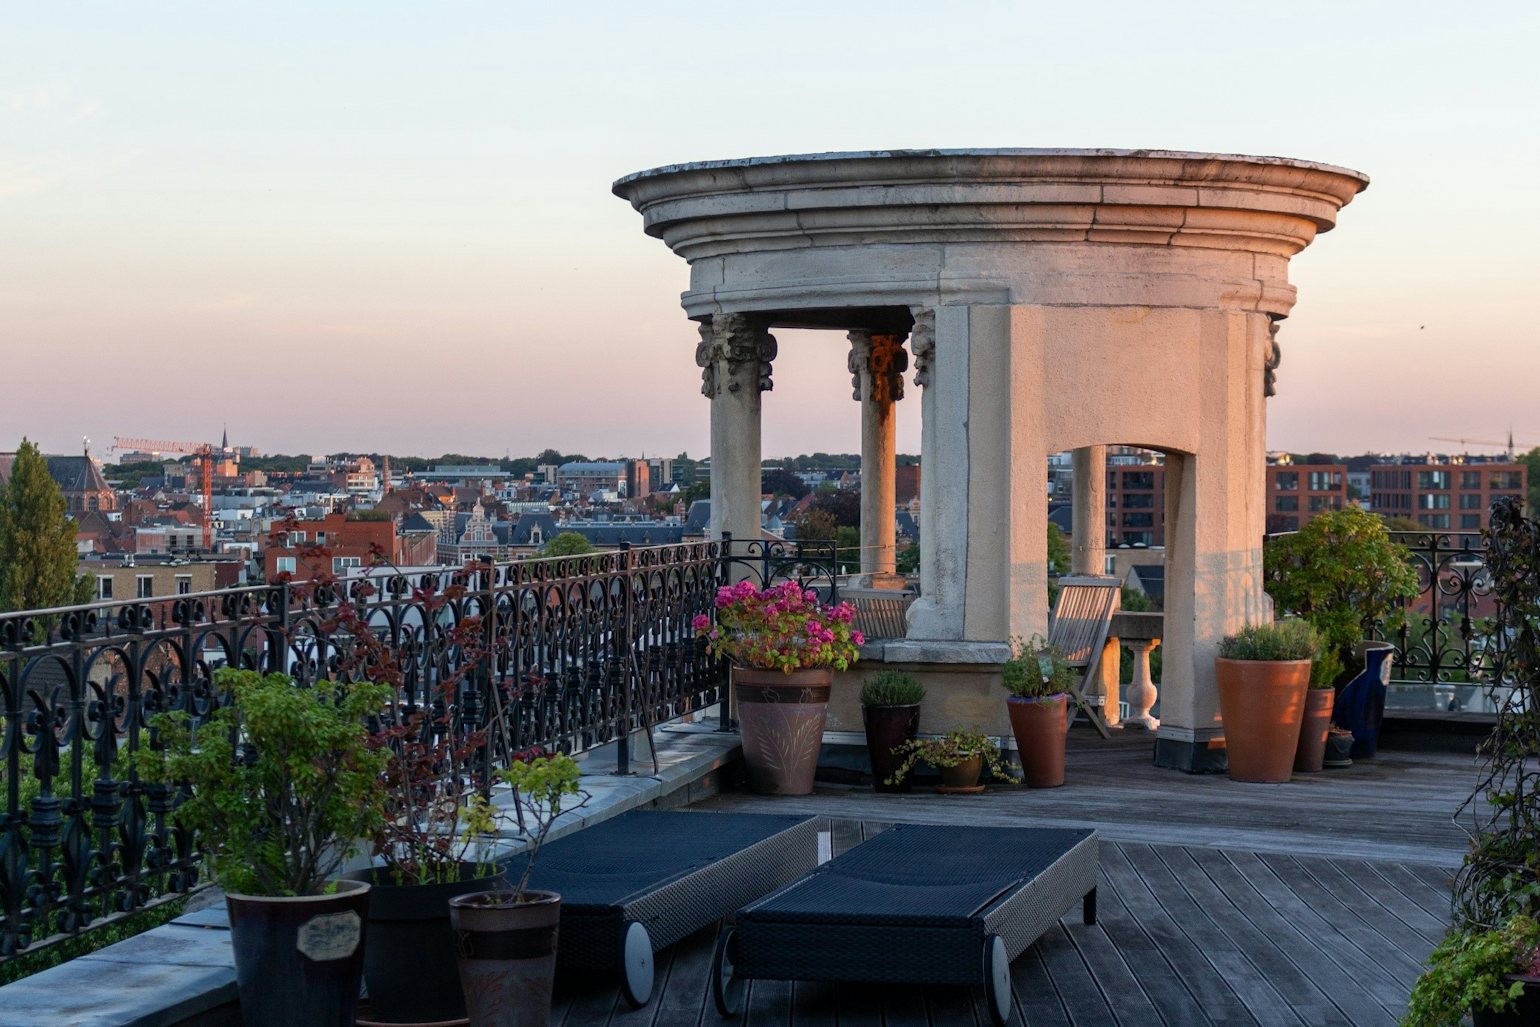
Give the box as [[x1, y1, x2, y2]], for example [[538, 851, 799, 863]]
[[1047, 575, 1122, 738]]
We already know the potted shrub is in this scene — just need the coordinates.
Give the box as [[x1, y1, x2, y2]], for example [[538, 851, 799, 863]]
[[1293, 671, 1336, 773], [858, 669, 926, 793], [1404, 497, 1540, 1025], [449, 752, 587, 1027], [136, 670, 390, 1027], [1001, 635, 1078, 788], [887, 728, 1018, 793], [1264, 506, 1418, 757], [695, 580, 863, 795], [1215, 620, 1320, 783]]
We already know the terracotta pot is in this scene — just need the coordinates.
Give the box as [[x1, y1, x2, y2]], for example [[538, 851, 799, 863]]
[[732, 667, 832, 796], [862, 704, 920, 792], [225, 879, 370, 1027], [1292, 688, 1336, 773], [1215, 657, 1312, 783], [938, 754, 983, 789], [1007, 694, 1067, 788], [448, 890, 561, 1027]]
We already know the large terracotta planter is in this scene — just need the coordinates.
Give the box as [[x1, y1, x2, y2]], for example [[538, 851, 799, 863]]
[[448, 889, 561, 1027], [1007, 694, 1068, 788], [225, 879, 371, 1027], [732, 667, 832, 795], [862, 703, 920, 792], [1293, 688, 1336, 774], [1215, 657, 1312, 783]]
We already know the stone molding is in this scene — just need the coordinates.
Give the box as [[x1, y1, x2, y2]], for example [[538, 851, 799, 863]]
[[909, 308, 935, 388], [1264, 317, 1283, 398], [695, 313, 776, 397], [846, 330, 908, 404]]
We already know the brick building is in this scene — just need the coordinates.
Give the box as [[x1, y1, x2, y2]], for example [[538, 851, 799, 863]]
[[1265, 464, 1348, 533], [1370, 461, 1526, 531], [263, 512, 438, 580], [1106, 464, 1165, 546]]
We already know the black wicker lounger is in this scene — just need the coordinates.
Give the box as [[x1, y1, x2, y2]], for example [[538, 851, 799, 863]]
[[712, 824, 1098, 1026], [517, 810, 819, 1007]]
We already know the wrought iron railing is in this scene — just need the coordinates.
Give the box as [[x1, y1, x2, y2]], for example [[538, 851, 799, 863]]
[[0, 540, 756, 962], [1365, 531, 1497, 687]]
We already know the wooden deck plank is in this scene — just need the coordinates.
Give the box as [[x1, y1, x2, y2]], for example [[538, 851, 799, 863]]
[[1326, 858, 1450, 943], [789, 980, 837, 1027], [922, 976, 982, 1027], [1124, 842, 1307, 1027], [833, 982, 885, 1026], [1099, 842, 1262, 1027], [1058, 895, 1162, 1026], [1175, 844, 1397, 1026], [1253, 853, 1428, 982], [1367, 861, 1455, 923], [1088, 875, 1214, 1027], [642, 923, 714, 1027], [1007, 942, 1071, 1027], [742, 978, 792, 1027], [1290, 855, 1445, 954]]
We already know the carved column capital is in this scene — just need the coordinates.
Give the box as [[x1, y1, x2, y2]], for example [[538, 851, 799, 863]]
[[697, 313, 777, 398], [847, 330, 908, 405], [1263, 316, 1283, 399], [909, 307, 936, 388]]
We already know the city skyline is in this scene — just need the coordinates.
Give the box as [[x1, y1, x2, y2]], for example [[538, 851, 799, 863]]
[[3, 4, 1536, 459]]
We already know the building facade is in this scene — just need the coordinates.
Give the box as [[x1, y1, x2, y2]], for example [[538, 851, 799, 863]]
[[1370, 461, 1526, 531]]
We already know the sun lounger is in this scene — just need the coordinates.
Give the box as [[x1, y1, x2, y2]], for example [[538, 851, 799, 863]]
[[518, 810, 819, 1007], [711, 824, 1097, 1026]]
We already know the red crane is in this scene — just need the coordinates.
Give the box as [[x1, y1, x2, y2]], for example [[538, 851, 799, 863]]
[[112, 436, 216, 550]]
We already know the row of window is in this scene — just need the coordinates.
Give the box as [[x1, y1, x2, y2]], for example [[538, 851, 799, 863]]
[[272, 556, 362, 576], [1272, 471, 1343, 491], [1373, 492, 1522, 512], [1371, 470, 1524, 490], [97, 575, 194, 599], [1272, 496, 1345, 513]]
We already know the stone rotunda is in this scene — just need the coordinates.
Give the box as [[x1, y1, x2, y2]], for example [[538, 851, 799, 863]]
[[614, 149, 1367, 772]]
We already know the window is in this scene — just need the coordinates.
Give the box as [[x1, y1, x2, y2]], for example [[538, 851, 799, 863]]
[[1460, 514, 1482, 529], [136, 575, 154, 598], [1418, 493, 1451, 510], [1490, 471, 1522, 490], [176, 575, 192, 595], [1418, 470, 1450, 490], [1274, 472, 1299, 491], [1308, 471, 1341, 491], [1121, 471, 1155, 490], [1275, 496, 1299, 512], [275, 556, 297, 575], [1121, 512, 1154, 528], [1418, 514, 1451, 529], [1122, 493, 1154, 509], [98, 576, 114, 600], [1308, 495, 1341, 512], [1461, 471, 1482, 490], [333, 557, 362, 573], [1459, 493, 1483, 509]]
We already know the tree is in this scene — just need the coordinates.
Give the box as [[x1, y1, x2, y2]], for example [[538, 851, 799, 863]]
[[1380, 515, 1423, 533], [790, 508, 838, 543], [810, 489, 861, 528], [542, 531, 594, 557], [0, 439, 92, 613], [761, 468, 809, 499], [1046, 523, 1070, 575], [1518, 446, 1540, 515]]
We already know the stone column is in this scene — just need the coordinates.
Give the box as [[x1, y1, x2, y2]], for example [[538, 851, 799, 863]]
[[1070, 446, 1107, 575], [697, 314, 776, 548], [905, 307, 971, 639], [848, 329, 907, 588]]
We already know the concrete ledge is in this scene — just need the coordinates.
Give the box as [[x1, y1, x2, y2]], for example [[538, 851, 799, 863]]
[[0, 719, 742, 1027], [864, 639, 1013, 664]]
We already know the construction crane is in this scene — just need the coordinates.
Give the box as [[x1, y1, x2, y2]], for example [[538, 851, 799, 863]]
[[1429, 432, 1535, 461], [111, 436, 216, 550]]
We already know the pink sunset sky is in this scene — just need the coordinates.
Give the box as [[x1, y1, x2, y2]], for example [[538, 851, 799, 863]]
[[2, 3, 1536, 462]]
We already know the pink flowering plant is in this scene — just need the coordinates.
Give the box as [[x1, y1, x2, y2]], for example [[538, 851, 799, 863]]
[[692, 580, 864, 673]]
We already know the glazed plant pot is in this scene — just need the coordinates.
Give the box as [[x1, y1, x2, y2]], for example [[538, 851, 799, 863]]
[[225, 878, 371, 1027], [1215, 657, 1312, 783], [938, 754, 983, 789], [1293, 688, 1336, 773], [1471, 975, 1540, 1026], [1335, 642, 1395, 759], [1007, 694, 1068, 788], [862, 703, 920, 792], [344, 865, 498, 1024], [449, 890, 561, 1027], [733, 667, 832, 795]]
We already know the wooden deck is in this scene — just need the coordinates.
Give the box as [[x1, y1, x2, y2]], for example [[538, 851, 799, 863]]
[[551, 732, 1472, 1026]]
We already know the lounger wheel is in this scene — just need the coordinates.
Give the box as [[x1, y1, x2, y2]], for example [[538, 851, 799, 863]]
[[712, 926, 744, 1017], [619, 920, 655, 1008], [982, 933, 1012, 1026]]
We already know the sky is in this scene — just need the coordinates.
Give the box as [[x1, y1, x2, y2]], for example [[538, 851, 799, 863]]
[[2, 2, 1537, 462]]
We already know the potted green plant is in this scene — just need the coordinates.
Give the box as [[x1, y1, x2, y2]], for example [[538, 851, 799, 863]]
[[887, 728, 1018, 793], [695, 580, 863, 795], [449, 752, 587, 1027], [1264, 507, 1418, 761], [858, 669, 926, 793], [1215, 619, 1320, 783], [136, 669, 390, 1027], [1403, 916, 1540, 1026], [1403, 497, 1540, 1026], [1001, 635, 1078, 788]]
